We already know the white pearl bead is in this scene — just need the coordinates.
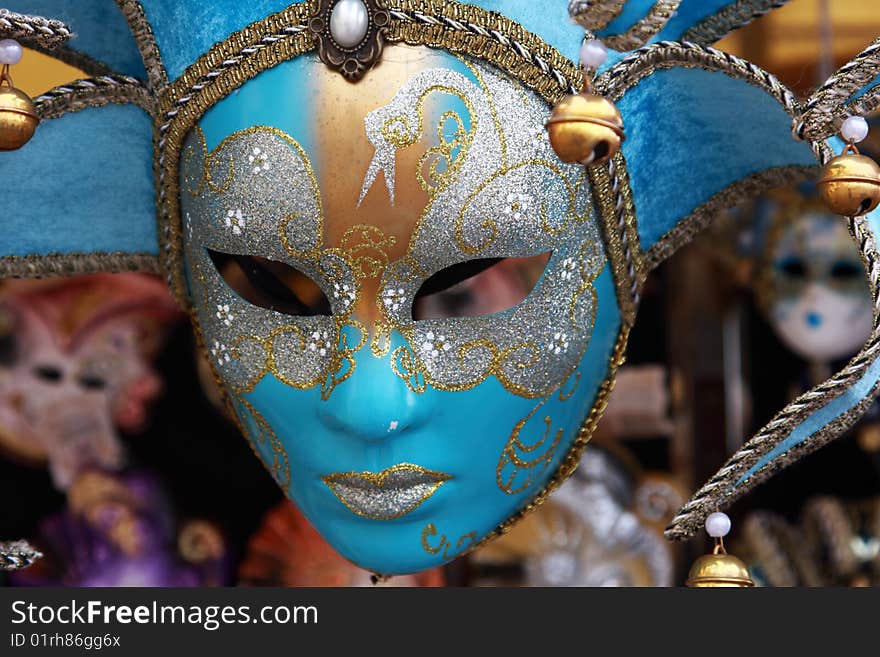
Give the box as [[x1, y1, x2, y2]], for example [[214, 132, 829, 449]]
[[841, 115, 870, 144], [0, 39, 23, 66], [705, 512, 732, 538], [330, 0, 369, 49], [579, 39, 608, 70]]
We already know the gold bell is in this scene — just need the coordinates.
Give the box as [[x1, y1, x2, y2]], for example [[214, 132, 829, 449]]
[[546, 90, 625, 167], [817, 147, 880, 217], [686, 511, 754, 588], [0, 65, 38, 151], [686, 544, 755, 588]]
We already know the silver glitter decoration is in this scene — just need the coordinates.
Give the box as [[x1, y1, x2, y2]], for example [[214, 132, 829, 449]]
[[180, 55, 606, 399], [322, 465, 452, 520], [372, 60, 604, 397], [181, 127, 356, 391]]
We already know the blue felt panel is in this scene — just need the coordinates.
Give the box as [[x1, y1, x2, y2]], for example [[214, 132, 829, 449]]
[[0, 104, 158, 258], [4, 1, 146, 78], [618, 66, 818, 250]]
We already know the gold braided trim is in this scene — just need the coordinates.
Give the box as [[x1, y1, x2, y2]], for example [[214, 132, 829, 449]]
[[668, 389, 880, 542], [680, 0, 792, 45], [386, 0, 581, 103], [116, 0, 169, 94], [644, 165, 817, 271], [157, 0, 582, 305], [34, 76, 154, 120], [603, 1, 681, 52], [471, 325, 630, 555], [0, 9, 71, 50], [795, 37, 880, 142], [847, 84, 880, 129], [588, 41, 824, 313], [589, 152, 644, 327], [568, 0, 626, 32], [667, 214, 880, 540], [0, 253, 160, 279]]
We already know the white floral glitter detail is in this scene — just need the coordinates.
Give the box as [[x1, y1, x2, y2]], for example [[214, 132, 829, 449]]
[[215, 304, 234, 327], [421, 331, 452, 360], [504, 192, 533, 221], [225, 209, 246, 235], [382, 288, 407, 313], [547, 332, 570, 355], [307, 330, 333, 357], [248, 146, 271, 175], [560, 257, 578, 282], [332, 282, 356, 309], [210, 340, 231, 364]]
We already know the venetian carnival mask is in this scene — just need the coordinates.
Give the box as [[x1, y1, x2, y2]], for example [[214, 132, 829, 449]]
[[4, 0, 880, 575], [759, 204, 872, 364], [0, 275, 179, 490]]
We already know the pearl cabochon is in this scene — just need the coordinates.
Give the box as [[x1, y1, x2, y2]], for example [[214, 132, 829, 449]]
[[841, 115, 869, 144], [0, 39, 23, 66], [330, 0, 370, 49], [705, 512, 732, 538]]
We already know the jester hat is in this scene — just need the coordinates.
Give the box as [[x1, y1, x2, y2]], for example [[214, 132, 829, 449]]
[[2, 0, 880, 575]]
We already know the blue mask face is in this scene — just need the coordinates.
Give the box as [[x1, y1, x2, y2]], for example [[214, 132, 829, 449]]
[[178, 47, 622, 574]]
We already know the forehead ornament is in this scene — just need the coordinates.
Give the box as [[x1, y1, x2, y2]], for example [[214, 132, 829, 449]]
[[309, 0, 391, 81]]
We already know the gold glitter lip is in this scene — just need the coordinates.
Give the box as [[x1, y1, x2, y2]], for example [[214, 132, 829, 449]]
[[321, 464, 452, 521]]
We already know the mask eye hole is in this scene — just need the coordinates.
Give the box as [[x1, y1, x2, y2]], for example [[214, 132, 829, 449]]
[[78, 375, 107, 391], [207, 249, 332, 317], [830, 260, 862, 281], [412, 252, 551, 320], [33, 365, 63, 383], [778, 257, 807, 278]]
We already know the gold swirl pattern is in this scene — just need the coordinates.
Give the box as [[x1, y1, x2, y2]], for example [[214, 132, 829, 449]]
[[497, 397, 564, 495], [233, 393, 291, 491], [155, 2, 635, 569], [361, 81, 476, 205], [321, 320, 368, 400], [391, 344, 428, 394], [496, 370, 583, 494], [327, 225, 397, 281], [418, 109, 472, 196], [421, 523, 478, 560], [495, 370, 582, 496]]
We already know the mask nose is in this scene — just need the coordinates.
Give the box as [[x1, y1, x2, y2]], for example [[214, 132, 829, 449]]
[[317, 344, 435, 441]]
